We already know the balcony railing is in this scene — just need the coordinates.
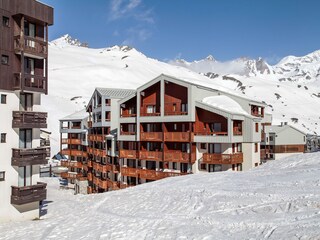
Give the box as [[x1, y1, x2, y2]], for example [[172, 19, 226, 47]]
[[12, 147, 48, 166], [93, 176, 108, 189], [61, 138, 82, 145], [121, 112, 137, 118], [11, 182, 47, 205], [13, 73, 47, 94], [202, 152, 243, 164], [194, 131, 228, 136], [140, 132, 163, 141], [120, 131, 136, 136], [139, 150, 163, 161], [60, 172, 84, 180], [140, 105, 160, 117], [119, 149, 139, 159], [88, 134, 106, 142], [12, 111, 47, 128], [121, 167, 186, 181], [164, 132, 194, 142], [164, 151, 196, 163], [61, 149, 88, 158], [60, 160, 83, 168], [14, 35, 47, 58]]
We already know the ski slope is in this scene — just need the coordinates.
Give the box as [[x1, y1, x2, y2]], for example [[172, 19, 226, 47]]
[[0, 152, 319, 239]]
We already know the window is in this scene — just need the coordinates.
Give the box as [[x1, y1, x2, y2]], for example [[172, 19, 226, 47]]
[[1, 55, 9, 65], [2, 16, 9, 27], [1, 133, 6, 143], [255, 143, 258, 153], [255, 123, 259, 132], [200, 143, 206, 150], [1, 94, 6, 104], [269, 136, 274, 142], [255, 163, 259, 167], [0, 171, 5, 181]]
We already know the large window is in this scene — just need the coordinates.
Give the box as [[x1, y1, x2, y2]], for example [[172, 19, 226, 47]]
[[19, 129, 32, 148], [20, 93, 33, 111]]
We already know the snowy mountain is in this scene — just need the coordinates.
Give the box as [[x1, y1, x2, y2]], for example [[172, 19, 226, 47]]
[[43, 35, 320, 156], [1, 152, 320, 239]]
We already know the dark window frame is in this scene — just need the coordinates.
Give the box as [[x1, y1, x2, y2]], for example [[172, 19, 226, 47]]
[[2, 16, 9, 27], [1, 94, 7, 104], [0, 133, 6, 143], [0, 171, 5, 181], [1, 55, 9, 65]]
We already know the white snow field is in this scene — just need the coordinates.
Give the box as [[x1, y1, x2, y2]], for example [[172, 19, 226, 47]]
[[1, 152, 320, 239]]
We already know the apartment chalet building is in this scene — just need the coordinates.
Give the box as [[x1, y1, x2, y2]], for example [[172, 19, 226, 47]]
[[59, 109, 89, 194], [261, 122, 307, 160], [0, 0, 53, 222], [85, 88, 135, 193], [117, 74, 266, 187]]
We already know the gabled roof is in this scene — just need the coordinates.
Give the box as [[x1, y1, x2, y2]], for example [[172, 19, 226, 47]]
[[95, 88, 136, 99], [60, 109, 88, 121]]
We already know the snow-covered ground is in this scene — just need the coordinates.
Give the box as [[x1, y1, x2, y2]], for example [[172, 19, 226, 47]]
[[1, 153, 320, 239]]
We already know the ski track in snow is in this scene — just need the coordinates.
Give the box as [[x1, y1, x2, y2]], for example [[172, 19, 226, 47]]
[[1, 153, 320, 239]]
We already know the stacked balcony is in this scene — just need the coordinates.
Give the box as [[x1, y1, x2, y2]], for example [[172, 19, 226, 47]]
[[12, 147, 49, 166], [11, 182, 47, 205]]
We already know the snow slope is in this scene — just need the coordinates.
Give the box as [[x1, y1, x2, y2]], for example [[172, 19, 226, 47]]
[[44, 35, 320, 156], [1, 152, 320, 239]]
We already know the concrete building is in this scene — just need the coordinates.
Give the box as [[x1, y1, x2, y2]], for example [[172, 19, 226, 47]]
[[0, 0, 53, 222], [261, 123, 307, 160], [59, 109, 89, 194]]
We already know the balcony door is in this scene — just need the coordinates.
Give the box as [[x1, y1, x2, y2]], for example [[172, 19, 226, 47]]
[[19, 129, 32, 149], [24, 57, 35, 75], [208, 143, 221, 154], [18, 166, 32, 187], [24, 21, 36, 48], [20, 93, 33, 111]]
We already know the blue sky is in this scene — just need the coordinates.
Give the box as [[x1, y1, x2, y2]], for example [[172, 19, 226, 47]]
[[41, 0, 320, 64]]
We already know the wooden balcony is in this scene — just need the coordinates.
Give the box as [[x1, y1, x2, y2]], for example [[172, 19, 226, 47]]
[[139, 150, 163, 161], [194, 131, 228, 136], [92, 162, 114, 172], [14, 35, 47, 59], [93, 176, 108, 189], [119, 149, 138, 159], [13, 73, 47, 94], [60, 172, 84, 180], [140, 105, 160, 117], [140, 132, 163, 141], [61, 138, 82, 145], [121, 113, 137, 118], [120, 131, 136, 135], [61, 149, 88, 158], [121, 167, 186, 180], [11, 182, 47, 205], [164, 132, 194, 142], [60, 160, 83, 168], [12, 111, 47, 128], [121, 167, 139, 177], [139, 169, 185, 180], [233, 127, 243, 136], [164, 151, 196, 163], [87, 134, 105, 142], [11, 147, 48, 166], [202, 153, 243, 164]]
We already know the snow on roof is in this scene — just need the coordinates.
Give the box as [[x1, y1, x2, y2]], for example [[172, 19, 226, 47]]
[[202, 95, 248, 115], [96, 88, 136, 99], [60, 109, 88, 121], [265, 124, 307, 135]]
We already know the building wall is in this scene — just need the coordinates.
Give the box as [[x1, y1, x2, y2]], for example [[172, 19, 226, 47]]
[[242, 143, 260, 171]]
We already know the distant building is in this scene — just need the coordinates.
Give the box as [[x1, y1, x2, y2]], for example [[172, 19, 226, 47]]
[[59, 109, 89, 194], [306, 134, 320, 153], [0, 0, 53, 222], [261, 123, 307, 160]]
